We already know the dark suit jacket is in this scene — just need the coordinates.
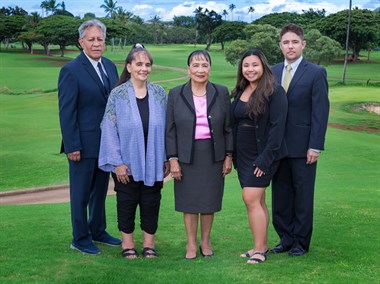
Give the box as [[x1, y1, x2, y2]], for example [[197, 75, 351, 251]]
[[272, 59, 329, 158], [58, 52, 119, 158], [166, 81, 233, 163], [231, 85, 288, 173]]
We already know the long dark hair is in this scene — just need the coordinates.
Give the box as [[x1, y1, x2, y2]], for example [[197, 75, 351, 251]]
[[116, 43, 153, 87], [232, 49, 275, 118]]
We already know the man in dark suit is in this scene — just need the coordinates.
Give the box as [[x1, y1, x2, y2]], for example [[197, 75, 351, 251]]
[[270, 23, 329, 256], [58, 19, 121, 255]]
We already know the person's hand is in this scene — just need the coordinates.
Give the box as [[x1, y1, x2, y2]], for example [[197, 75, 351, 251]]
[[253, 166, 265, 177], [67, 151, 81, 162], [222, 156, 232, 177], [164, 162, 170, 178], [306, 149, 320, 164], [169, 159, 182, 181], [115, 164, 131, 184]]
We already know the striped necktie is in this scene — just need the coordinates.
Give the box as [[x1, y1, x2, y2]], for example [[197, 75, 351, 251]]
[[283, 64, 292, 92], [97, 62, 110, 94]]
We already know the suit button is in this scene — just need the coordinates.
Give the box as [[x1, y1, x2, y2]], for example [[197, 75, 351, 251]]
[[257, 139, 260, 142], [208, 115, 212, 119], [211, 129, 214, 133]]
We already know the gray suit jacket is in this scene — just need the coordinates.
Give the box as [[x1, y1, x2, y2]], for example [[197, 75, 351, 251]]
[[166, 81, 233, 163]]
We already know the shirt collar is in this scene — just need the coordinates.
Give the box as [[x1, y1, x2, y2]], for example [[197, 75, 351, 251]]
[[83, 51, 102, 68], [284, 56, 303, 72]]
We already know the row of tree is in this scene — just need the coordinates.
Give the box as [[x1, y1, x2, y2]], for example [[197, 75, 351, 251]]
[[0, 4, 379, 65]]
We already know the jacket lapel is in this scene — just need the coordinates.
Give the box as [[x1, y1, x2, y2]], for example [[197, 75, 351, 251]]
[[287, 59, 307, 94], [206, 82, 216, 112], [79, 52, 108, 98], [180, 81, 195, 113]]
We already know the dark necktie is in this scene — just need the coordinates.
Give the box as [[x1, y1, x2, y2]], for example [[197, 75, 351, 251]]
[[97, 62, 110, 94]]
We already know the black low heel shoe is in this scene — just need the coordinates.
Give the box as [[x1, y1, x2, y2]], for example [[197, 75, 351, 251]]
[[199, 245, 214, 257]]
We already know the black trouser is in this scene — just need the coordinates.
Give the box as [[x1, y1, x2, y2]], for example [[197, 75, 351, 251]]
[[272, 157, 317, 251], [112, 174, 162, 235]]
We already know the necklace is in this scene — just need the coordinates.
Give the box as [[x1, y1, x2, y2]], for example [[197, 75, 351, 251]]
[[192, 91, 206, 97]]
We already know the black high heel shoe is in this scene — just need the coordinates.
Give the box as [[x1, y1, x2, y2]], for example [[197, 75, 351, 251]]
[[199, 245, 214, 257]]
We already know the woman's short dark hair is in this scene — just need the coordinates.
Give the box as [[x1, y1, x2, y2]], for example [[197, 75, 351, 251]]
[[187, 50, 212, 66]]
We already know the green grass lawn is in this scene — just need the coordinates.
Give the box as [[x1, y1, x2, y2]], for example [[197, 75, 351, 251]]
[[1, 126, 379, 283], [0, 45, 379, 283]]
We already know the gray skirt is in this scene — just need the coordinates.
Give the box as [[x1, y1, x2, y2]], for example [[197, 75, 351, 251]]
[[174, 139, 224, 214]]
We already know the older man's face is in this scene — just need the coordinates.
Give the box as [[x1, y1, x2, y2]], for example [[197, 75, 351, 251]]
[[78, 26, 105, 61]]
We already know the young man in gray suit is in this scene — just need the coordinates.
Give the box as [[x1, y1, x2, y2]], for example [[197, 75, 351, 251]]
[[58, 19, 121, 255], [270, 23, 329, 256]]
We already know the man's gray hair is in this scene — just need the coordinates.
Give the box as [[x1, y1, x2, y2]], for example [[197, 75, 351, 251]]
[[78, 19, 107, 39]]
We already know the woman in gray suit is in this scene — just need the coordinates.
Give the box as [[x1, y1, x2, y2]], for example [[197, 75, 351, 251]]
[[166, 50, 233, 259]]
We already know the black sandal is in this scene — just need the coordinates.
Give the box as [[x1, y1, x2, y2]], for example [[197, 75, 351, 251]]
[[241, 249, 269, 258], [142, 247, 158, 258], [121, 248, 138, 258], [247, 252, 267, 264]]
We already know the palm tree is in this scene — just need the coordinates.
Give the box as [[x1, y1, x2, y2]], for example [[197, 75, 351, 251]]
[[150, 15, 161, 44], [47, 0, 61, 14], [40, 0, 60, 16], [100, 0, 121, 18], [229, 3, 236, 21], [248, 6, 255, 22], [40, 0, 49, 16], [222, 9, 228, 21]]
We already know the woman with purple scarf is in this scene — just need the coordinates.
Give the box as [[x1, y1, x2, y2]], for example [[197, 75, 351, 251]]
[[99, 44, 169, 259]]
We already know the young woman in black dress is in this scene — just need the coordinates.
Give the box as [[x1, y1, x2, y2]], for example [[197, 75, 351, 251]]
[[231, 49, 288, 264]]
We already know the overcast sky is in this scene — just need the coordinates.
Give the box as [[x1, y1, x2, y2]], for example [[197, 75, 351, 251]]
[[2, 0, 379, 22]]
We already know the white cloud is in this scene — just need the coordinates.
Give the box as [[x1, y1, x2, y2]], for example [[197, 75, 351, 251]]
[[159, 1, 231, 21]]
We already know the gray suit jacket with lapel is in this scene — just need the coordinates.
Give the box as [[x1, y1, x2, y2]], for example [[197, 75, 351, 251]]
[[166, 81, 233, 163]]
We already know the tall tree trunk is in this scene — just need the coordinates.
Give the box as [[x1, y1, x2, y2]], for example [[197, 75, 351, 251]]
[[206, 34, 212, 50], [352, 48, 360, 62]]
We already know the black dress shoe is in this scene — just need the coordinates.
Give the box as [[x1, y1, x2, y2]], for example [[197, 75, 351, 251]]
[[288, 246, 306, 256], [269, 244, 289, 254]]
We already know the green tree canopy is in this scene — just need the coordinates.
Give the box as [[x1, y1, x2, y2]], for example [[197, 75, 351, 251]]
[[303, 29, 341, 65], [194, 7, 222, 50], [318, 8, 380, 61], [252, 12, 302, 28], [36, 15, 80, 56], [225, 24, 281, 65], [173, 15, 196, 28], [212, 21, 247, 50], [0, 15, 26, 49], [225, 39, 249, 66]]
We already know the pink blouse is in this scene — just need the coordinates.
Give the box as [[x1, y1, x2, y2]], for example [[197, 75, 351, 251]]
[[193, 95, 211, 140]]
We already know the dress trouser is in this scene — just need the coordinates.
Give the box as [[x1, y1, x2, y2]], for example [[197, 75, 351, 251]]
[[69, 158, 109, 246], [271, 157, 317, 251]]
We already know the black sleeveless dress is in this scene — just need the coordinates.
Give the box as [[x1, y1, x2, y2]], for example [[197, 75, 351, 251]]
[[234, 99, 279, 188]]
